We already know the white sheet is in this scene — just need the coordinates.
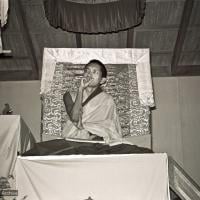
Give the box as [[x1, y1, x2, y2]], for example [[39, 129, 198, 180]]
[[16, 153, 170, 200], [0, 115, 35, 178], [0, 115, 20, 177]]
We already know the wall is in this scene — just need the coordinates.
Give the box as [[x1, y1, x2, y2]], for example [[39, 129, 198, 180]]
[[0, 78, 200, 185], [152, 76, 200, 186], [0, 81, 41, 142]]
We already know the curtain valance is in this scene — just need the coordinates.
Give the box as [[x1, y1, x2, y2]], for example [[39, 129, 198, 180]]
[[44, 0, 145, 34]]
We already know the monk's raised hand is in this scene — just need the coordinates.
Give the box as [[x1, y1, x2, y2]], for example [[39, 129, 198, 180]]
[[80, 77, 92, 89]]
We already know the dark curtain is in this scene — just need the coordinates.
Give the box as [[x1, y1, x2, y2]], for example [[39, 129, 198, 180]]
[[44, 0, 146, 34]]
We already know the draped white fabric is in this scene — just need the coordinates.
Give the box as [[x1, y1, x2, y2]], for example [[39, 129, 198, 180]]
[[0, 0, 9, 27], [0, 0, 9, 54], [0, 115, 35, 178], [41, 48, 155, 107], [136, 51, 155, 107], [0, 115, 20, 178], [16, 154, 170, 200]]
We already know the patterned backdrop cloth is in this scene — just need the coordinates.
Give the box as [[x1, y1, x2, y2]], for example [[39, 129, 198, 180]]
[[42, 63, 150, 137]]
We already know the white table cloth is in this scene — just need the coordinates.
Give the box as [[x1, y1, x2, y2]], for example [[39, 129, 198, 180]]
[[16, 153, 170, 200], [0, 115, 35, 178]]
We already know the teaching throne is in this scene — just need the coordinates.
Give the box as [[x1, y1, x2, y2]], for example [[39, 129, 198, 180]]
[[40, 48, 154, 148]]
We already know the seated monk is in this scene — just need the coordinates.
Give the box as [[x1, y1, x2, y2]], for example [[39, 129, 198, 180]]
[[62, 59, 122, 143]]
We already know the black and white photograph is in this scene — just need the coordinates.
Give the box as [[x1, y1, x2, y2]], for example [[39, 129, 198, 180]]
[[0, 0, 200, 199]]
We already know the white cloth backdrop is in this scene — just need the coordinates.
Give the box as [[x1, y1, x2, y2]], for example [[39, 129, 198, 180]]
[[41, 48, 155, 107], [16, 154, 170, 200]]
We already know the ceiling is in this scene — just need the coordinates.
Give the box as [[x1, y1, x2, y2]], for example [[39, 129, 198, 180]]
[[0, 0, 200, 81]]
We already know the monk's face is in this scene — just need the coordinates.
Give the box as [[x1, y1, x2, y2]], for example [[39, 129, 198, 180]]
[[84, 63, 103, 87]]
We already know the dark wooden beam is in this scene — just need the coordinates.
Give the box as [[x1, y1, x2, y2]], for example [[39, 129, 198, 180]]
[[151, 66, 171, 77], [171, 0, 194, 75], [75, 33, 82, 48], [0, 56, 30, 59], [151, 51, 172, 55], [136, 24, 179, 31], [127, 28, 135, 48], [135, 24, 200, 32], [14, 0, 39, 79], [20, 0, 43, 6], [152, 50, 200, 55], [0, 70, 33, 81], [146, 0, 185, 2], [151, 65, 200, 77], [173, 65, 200, 76]]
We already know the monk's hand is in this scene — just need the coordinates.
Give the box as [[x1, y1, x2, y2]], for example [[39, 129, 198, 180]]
[[80, 77, 92, 90]]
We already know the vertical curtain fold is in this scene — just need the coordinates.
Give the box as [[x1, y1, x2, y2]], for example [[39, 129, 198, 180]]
[[44, 0, 145, 34], [0, 0, 9, 53], [0, 0, 9, 27]]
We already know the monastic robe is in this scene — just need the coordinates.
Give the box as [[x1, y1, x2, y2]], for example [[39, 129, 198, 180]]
[[62, 90, 122, 143]]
